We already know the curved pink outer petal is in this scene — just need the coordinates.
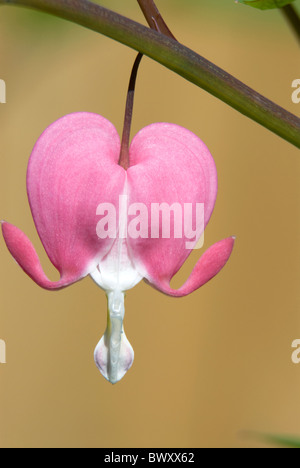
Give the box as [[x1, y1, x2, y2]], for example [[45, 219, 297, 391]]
[[127, 123, 234, 296], [2, 113, 124, 289], [145, 237, 235, 297], [1, 222, 76, 290]]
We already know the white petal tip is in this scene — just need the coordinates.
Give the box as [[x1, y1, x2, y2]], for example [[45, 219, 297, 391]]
[[94, 332, 134, 384]]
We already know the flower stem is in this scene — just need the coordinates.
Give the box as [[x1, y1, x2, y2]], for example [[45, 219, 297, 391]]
[[1, 0, 299, 148], [281, 4, 300, 44], [137, 0, 176, 40], [119, 52, 143, 170], [119, 1, 173, 169]]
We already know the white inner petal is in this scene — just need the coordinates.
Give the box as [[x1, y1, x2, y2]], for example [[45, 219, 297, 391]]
[[90, 237, 143, 292], [90, 175, 142, 384], [94, 290, 134, 384], [90, 174, 143, 292]]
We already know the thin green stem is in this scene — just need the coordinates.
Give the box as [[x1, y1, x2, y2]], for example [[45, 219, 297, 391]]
[[0, 0, 299, 148], [281, 4, 300, 44]]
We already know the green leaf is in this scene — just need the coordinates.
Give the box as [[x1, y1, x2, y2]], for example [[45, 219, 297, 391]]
[[240, 0, 296, 10], [263, 434, 300, 448], [244, 431, 300, 448]]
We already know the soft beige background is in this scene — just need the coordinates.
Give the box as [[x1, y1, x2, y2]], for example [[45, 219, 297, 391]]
[[0, 0, 299, 448]]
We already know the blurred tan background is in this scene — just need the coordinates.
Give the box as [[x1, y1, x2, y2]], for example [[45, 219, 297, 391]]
[[0, 0, 299, 448]]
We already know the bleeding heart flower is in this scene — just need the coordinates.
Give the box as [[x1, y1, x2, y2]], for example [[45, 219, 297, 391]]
[[1, 112, 235, 384]]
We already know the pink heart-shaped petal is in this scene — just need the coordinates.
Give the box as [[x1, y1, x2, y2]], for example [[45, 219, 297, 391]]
[[3, 113, 125, 288], [126, 123, 233, 295]]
